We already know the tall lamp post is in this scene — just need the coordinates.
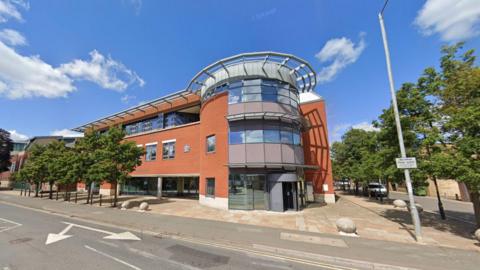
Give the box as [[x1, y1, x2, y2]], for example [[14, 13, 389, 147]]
[[378, 0, 423, 241]]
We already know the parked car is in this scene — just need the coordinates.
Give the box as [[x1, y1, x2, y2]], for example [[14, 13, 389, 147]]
[[367, 182, 387, 197]]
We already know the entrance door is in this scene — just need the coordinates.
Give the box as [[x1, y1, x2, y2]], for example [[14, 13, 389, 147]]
[[283, 182, 295, 210]]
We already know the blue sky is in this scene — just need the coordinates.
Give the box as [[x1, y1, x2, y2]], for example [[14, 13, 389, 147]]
[[0, 0, 479, 142]]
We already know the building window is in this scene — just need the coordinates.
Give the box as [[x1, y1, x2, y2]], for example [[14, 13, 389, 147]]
[[162, 141, 175, 160], [206, 135, 216, 153], [206, 178, 215, 198], [228, 126, 300, 145], [226, 78, 299, 108], [145, 144, 157, 161]]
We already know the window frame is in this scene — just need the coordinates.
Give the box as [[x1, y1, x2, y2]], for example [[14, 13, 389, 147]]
[[145, 143, 157, 161], [162, 140, 176, 160], [206, 178, 215, 198], [206, 134, 216, 153]]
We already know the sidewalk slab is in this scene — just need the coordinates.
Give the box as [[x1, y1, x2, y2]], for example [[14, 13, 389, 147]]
[[1, 191, 479, 270]]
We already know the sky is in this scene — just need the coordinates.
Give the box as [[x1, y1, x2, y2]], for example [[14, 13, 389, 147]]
[[0, 0, 479, 142]]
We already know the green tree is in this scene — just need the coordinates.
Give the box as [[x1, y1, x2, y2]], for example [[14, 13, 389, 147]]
[[331, 129, 381, 194], [431, 43, 480, 227], [96, 127, 143, 206], [77, 127, 143, 206], [0, 129, 13, 172], [14, 144, 49, 197]]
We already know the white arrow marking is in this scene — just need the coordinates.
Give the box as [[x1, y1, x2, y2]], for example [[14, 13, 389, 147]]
[[103, 231, 141, 240], [46, 222, 140, 245], [45, 224, 74, 245]]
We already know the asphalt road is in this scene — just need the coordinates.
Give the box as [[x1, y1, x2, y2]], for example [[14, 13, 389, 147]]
[[0, 203, 329, 270], [389, 191, 476, 224]]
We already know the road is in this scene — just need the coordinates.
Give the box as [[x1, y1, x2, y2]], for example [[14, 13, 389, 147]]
[[389, 191, 476, 224], [0, 203, 328, 270]]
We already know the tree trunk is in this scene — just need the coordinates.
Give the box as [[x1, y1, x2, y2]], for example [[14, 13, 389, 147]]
[[432, 175, 446, 220], [470, 191, 480, 229], [86, 184, 91, 204], [35, 181, 40, 197], [354, 181, 359, 195], [113, 182, 118, 207], [49, 181, 54, 199]]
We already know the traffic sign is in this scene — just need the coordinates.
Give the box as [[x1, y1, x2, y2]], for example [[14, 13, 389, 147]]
[[395, 157, 417, 169]]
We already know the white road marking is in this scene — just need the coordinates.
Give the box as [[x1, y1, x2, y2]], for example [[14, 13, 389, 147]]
[[98, 240, 120, 248], [45, 223, 74, 245], [252, 261, 292, 270], [127, 247, 159, 260], [45, 221, 141, 245], [0, 218, 22, 233], [280, 232, 348, 248], [85, 245, 142, 270]]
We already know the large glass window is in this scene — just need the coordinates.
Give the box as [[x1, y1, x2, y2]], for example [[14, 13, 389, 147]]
[[123, 110, 199, 136], [229, 130, 245, 144], [264, 129, 280, 143], [206, 135, 216, 153], [206, 178, 215, 198], [227, 78, 299, 107], [162, 141, 175, 160], [281, 128, 294, 144], [228, 174, 266, 210], [229, 126, 301, 145], [245, 130, 263, 143], [145, 144, 157, 161]]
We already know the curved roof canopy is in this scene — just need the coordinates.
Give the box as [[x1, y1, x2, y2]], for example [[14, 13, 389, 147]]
[[186, 52, 317, 97]]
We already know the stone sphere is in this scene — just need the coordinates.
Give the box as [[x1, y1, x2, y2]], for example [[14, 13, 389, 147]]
[[393, 199, 407, 208], [121, 201, 131, 209], [474, 229, 480, 242], [336, 217, 357, 234], [139, 202, 149, 211]]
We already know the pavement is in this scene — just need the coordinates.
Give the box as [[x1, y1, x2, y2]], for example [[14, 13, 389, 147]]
[[388, 191, 476, 224], [0, 203, 327, 270], [1, 191, 480, 270]]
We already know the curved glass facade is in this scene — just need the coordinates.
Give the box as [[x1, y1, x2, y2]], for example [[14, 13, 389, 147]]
[[203, 78, 300, 108]]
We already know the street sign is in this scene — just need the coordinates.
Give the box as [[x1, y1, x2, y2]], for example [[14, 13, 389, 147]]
[[395, 157, 417, 169]]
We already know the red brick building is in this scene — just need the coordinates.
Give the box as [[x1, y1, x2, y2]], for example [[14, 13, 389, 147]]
[[73, 52, 334, 211]]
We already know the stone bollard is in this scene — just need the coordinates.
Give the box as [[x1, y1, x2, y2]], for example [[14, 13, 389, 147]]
[[139, 202, 149, 212], [407, 203, 423, 214], [474, 228, 480, 242], [393, 199, 407, 208], [336, 217, 357, 236], [121, 201, 131, 210]]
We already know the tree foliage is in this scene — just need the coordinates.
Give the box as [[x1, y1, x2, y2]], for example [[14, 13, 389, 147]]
[[331, 43, 480, 227], [0, 129, 13, 172]]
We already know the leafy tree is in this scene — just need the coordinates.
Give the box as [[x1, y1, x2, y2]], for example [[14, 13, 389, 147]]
[[76, 127, 143, 206], [95, 126, 143, 206], [0, 129, 13, 172], [430, 43, 480, 227], [331, 129, 381, 194], [14, 144, 49, 197]]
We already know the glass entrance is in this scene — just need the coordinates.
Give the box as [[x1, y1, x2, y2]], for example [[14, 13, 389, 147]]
[[229, 174, 266, 210]]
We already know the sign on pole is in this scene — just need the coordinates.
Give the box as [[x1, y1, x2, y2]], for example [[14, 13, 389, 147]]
[[395, 157, 417, 169]]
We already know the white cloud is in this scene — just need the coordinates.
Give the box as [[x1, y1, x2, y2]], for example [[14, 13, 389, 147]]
[[120, 94, 136, 104], [0, 41, 75, 99], [126, 0, 142, 15], [330, 121, 379, 143], [0, 28, 26, 46], [352, 121, 380, 132], [315, 33, 366, 84], [0, 42, 145, 99], [7, 129, 28, 141], [415, 0, 480, 41], [59, 50, 145, 91], [50, 129, 84, 138], [0, 0, 29, 23]]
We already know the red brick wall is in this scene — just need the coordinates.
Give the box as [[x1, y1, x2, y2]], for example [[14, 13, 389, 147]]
[[300, 100, 334, 195], [198, 92, 229, 198], [126, 123, 201, 176]]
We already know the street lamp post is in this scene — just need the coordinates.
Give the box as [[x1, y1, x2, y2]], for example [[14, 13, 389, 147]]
[[378, 1, 423, 241]]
